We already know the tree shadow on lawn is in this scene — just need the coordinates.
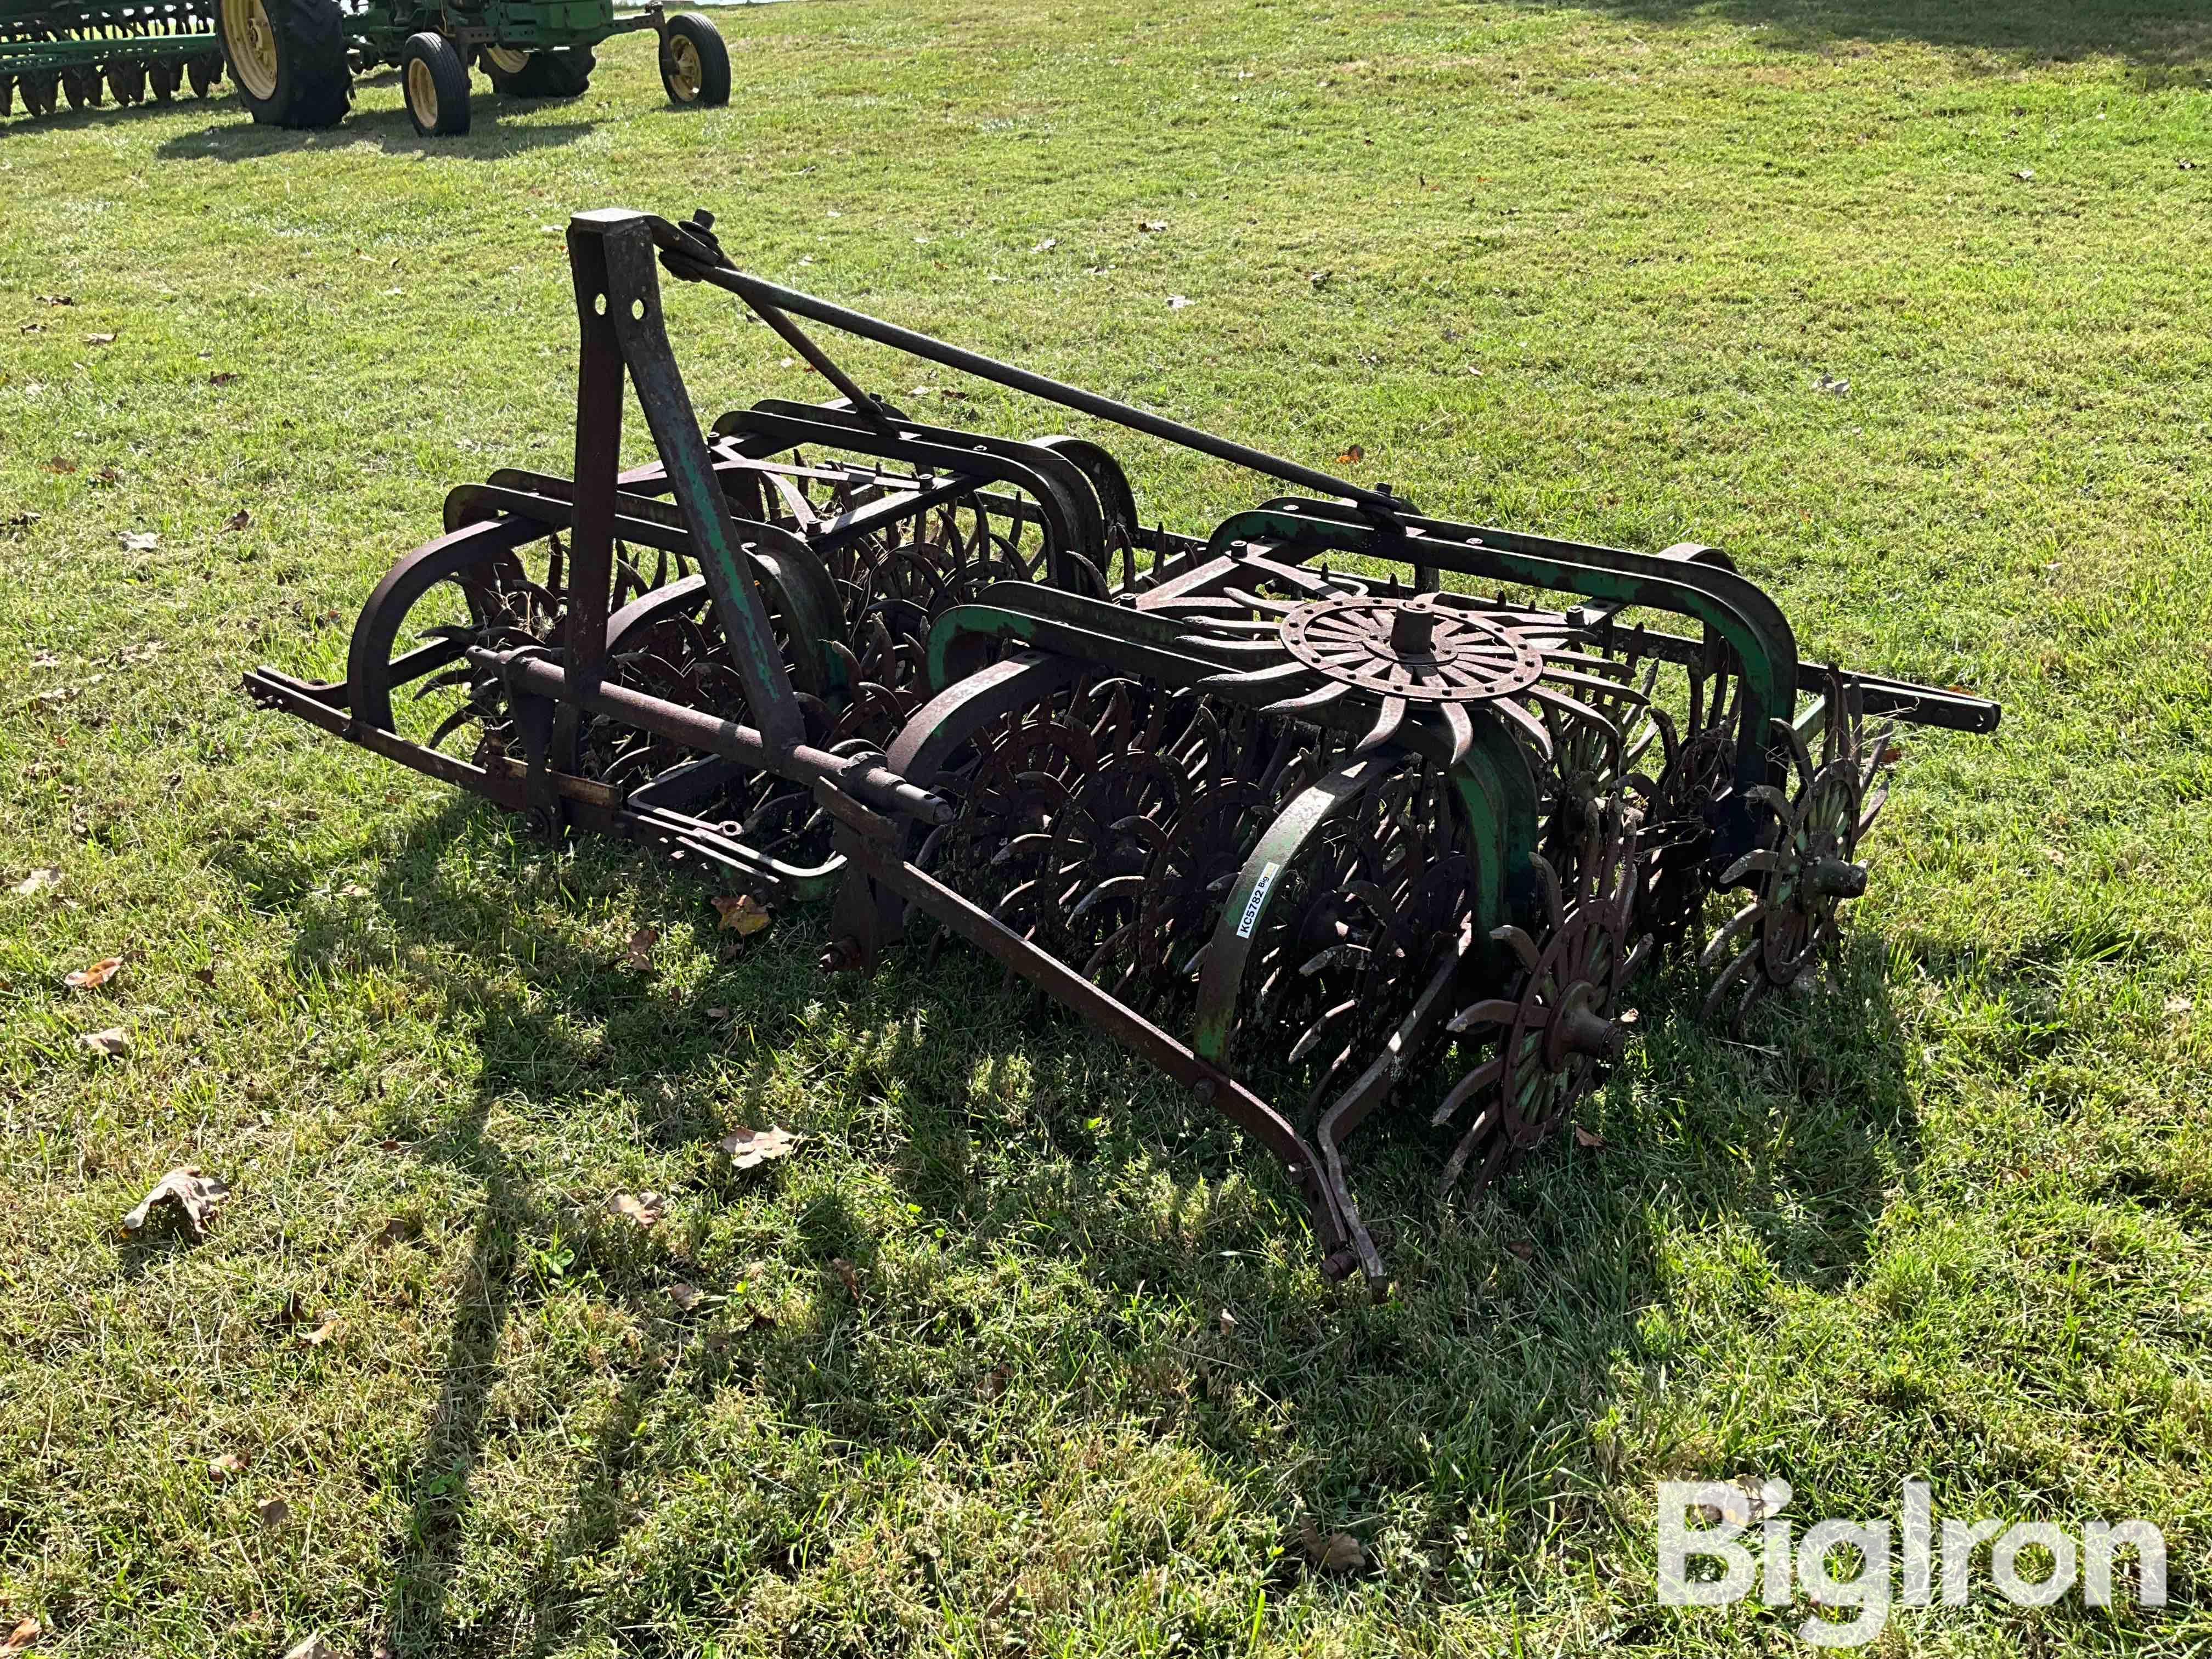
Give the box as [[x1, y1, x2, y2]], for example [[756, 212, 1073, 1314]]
[[1569, 0, 2209, 75], [235, 800, 1921, 1647]]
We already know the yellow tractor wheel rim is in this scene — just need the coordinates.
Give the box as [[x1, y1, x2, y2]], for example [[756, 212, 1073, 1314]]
[[222, 0, 279, 100], [486, 45, 528, 74], [406, 55, 437, 125], [667, 33, 701, 100]]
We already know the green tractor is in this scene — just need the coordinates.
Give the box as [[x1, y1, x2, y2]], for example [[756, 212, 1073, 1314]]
[[213, 0, 729, 135]]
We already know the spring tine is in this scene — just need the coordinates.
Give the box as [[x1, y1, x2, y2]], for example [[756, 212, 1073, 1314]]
[[1438, 1106, 1500, 1190], [1352, 697, 1408, 753], [1194, 658, 1315, 692], [1530, 852, 1565, 929], [1489, 924, 1545, 975], [1449, 996, 1522, 1035], [1718, 847, 1784, 884], [1489, 695, 1554, 763], [411, 665, 480, 701], [1698, 902, 1761, 972], [425, 699, 489, 752], [1431, 1059, 1502, 1126], [1438, 699, 1476, 766]]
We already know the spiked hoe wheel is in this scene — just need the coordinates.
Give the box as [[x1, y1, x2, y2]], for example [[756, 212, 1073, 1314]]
[[1699, 678, 1892, 1026], [1433, 803, 1646, 1198], [242, 206, 2001, 1293]]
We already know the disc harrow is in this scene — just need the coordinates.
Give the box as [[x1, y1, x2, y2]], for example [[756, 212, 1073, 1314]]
[[245, 208, 2001, 1293]]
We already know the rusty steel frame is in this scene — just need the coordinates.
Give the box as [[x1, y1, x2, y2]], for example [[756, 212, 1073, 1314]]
[[246, 207, 2001, 1293]]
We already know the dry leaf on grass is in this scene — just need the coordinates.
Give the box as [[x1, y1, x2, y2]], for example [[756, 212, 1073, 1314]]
[[625, 926, 657, 968], [1166, 295, 1193, 309], [1293, 1518, 1365, 1574], [44, 457, 77, 474], [1572, 1124, 1605, 1150], [375, 1216, 419, 1249], [65, 956, 123, 990], [831, 1257, 861, 1297], [120, 531, 159, 553], [13, 868, 61, 896], [1031, 236, 1057, 253], [208, 371, 239, 386], [668, 1281, 708, 1313], [85, 332, 117, 346], [208, 1452, 245, 1478], [711, 893, 771, 935], [91, 466, 120, 487], [223, 509, 251, 532], [257, 1498, 291, 1528], [122, 1166, 228, 1235], [297, 1312, 341, 1347], [78, 1026, 131, 1058], [1506, 1239, 1534, 1261], [719, 1125, 799, 1170], [281, 1634, 335, 1659], [607, 1191, 665, 1227], [37, 294, 72, 306], [1218, 1307, 1238, 1335], [2, 1618, 38, 1654], [1337, 443, 1364, 464], [1138, 219, 1167, 232]]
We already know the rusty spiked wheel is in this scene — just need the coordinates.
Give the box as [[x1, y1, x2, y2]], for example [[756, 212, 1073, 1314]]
[[1699, 680, 1892, 1026], [1432, 803, 1647, 1197]]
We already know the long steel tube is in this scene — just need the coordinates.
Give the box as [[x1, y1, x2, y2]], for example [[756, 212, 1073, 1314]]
[[473, 647, 955, 825]]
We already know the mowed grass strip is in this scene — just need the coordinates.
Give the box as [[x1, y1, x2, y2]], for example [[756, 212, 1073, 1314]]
[[2, 0, 2209, 1652]]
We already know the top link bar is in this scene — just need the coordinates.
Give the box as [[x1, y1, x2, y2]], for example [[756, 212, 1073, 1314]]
[[647, 210, 1417, 526]]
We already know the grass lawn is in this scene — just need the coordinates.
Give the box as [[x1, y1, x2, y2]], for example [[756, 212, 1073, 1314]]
[[3, 0, 2211, 1651]]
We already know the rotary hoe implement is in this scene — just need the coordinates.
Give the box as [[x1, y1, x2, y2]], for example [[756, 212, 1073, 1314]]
[[245, 208, 2000, 1290]]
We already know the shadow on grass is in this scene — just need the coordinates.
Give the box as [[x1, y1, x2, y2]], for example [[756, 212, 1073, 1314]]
[[0, 89, 231, 143], [149, 103, 597, 162], [226, 798, 1919, 1648], [1568, 0, 2210, 76]]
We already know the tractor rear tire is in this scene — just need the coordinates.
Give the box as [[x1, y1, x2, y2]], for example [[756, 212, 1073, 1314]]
[[483, 44, 592, 98], [219, 0, 348, 127], [400, 32, 470, 136], [658, 13, 728, 108]]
